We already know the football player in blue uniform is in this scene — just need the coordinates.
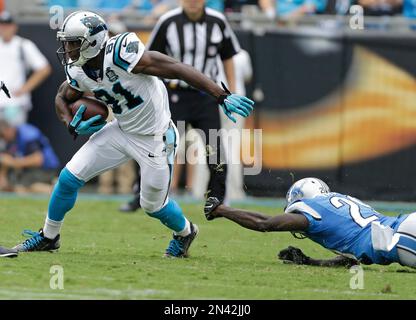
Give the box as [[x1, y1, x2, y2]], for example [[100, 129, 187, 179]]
[[12, 11, 254, 258], [204, 177, 416, 268]]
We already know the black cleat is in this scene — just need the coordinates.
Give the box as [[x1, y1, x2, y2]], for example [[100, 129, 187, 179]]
[[164, 223, 199, 258], [0, 246, 18, 258], [13, 229, 60, 252], [204, 197, 221, 221], [119, 196, 141, 213]]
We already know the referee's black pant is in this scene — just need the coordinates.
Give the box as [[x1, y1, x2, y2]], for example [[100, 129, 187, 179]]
[[168, 88, 227, 201]]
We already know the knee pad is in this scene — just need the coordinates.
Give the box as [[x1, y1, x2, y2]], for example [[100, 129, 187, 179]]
[[141, 196, 164, 214], [141, 184, 167, 214], [397, 247, 416, 268]]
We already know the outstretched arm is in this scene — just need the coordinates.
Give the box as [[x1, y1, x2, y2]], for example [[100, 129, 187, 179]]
[[133, 51, 254, 123], [133, 51, 226, 99], [207, 201, 309, 233], [278, 246, 359, 268]]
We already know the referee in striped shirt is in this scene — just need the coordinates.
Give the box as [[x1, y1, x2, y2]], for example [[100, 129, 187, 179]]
[[120, 1, 241, 211], [152, 1, 240, 202]]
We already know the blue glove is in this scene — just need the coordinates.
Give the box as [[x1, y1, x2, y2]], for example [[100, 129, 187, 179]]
[[217, 82, 254, 123], [68, 104, 106, 139]]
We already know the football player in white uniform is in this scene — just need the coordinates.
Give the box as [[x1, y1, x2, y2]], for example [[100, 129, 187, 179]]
[[13, 11, 254, 258]]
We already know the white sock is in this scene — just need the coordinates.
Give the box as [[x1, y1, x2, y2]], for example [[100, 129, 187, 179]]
[[175, 219, 191, 237], [43, 217, 63, 239]]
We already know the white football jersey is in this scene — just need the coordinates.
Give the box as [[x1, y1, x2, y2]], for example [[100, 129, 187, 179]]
[[65, 32, 171, 135]]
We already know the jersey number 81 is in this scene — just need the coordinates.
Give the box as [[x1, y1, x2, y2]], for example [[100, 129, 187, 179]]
[[94, 82, 143, 114]]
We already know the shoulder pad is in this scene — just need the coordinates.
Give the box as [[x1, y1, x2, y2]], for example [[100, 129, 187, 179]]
[[285, 200, 322, 220], [110, 32, 145, 73]]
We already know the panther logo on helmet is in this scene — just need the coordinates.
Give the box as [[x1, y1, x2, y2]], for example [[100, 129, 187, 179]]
[[56, 11, 109, 67], [80, 16, 108, 36]]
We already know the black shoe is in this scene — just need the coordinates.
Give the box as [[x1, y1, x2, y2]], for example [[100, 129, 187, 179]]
[[204, 197, 222, 221], [164, 223, 199, 258], [0, 246, 18, 258], [119, 196, 141, 213], [13, 229, 60, 252]]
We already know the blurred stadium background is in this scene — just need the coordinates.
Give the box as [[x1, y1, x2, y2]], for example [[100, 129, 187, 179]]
[[2, 0, 416, 199]]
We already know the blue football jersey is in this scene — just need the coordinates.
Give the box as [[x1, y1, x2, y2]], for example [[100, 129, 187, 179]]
[[285, 193, 408, 264]]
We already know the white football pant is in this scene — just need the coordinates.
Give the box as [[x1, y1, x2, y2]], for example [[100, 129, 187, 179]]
[[66, 119, 178, 213]]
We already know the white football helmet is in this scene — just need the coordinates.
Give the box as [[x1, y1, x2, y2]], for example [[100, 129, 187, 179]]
[[286, 177, 330, 205], [56, 11, 109, 67]]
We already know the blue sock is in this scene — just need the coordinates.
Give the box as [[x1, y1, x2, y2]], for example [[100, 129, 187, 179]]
[[48, 168, 85, 222], [146, 199, 186, 232]]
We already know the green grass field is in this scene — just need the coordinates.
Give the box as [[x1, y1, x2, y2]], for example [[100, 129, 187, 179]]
[[0, 195, 415, 300]]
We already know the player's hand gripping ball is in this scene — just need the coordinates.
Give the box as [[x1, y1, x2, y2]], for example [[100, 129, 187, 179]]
[[68, 97, 109, 139]]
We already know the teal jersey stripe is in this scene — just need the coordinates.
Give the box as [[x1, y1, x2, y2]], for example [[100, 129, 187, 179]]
[[113, 32, 130, 71]]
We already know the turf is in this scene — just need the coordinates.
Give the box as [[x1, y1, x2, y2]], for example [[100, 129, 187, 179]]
[[0, 196, 415, 300]]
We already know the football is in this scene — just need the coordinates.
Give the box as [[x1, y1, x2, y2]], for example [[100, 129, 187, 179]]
[[69, 97, 109, 123]]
